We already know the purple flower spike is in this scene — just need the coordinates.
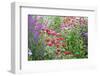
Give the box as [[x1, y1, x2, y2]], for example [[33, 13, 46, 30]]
[[28, 15, 45, 44], [33, 31, 39, 44], [28, 15, 36, 32]]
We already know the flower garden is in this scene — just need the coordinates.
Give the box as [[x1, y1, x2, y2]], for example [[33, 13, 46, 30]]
[[28, 15, 88, 60]]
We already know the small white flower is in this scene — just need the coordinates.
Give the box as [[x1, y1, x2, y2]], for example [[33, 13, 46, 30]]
[[28, 49, 32, 56]]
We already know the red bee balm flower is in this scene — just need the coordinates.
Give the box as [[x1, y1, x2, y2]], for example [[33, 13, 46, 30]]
[[64, 51, 71, 55], [59, 38, 64, 40], [56, 38, 60, 40], [46, 29, 50, 33], [47, 42, 53, 46], [54, 39, 59, 43], [52, 32, 57, 36], [47, 31, 51, 35]]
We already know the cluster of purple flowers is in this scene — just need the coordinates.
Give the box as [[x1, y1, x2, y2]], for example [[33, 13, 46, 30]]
[[28, 15, 45, 44]]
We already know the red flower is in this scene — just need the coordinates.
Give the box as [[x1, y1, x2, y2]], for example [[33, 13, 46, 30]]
[[47, 42, 53, 46], [49, 30, 57, 36], [47, 31, 51, 35], [54, 39, 60, 44], [56, 38, 60, 40], [52, 32, 57, 36], [59, 38, 64, 40], [46, 29, 50, 33], [56, 38, 64, 41], [64, 51, 71, 55]]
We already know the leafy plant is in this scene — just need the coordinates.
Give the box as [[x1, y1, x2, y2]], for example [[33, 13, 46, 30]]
[[61, 25, 88, 58]]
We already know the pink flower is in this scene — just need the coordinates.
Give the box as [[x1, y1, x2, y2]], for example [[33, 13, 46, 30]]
[[36, 16, 43, 20], [47, 42, 53, 46], [64, 51, 71, 55], [59, 37, 64, 40], [51, 31, 57, 36]]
